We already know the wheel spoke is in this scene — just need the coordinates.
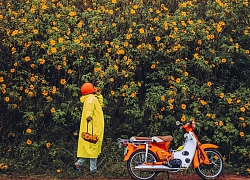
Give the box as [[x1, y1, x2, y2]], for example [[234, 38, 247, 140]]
[[127, 150, 157, 180], [196, 149, 223, 179]]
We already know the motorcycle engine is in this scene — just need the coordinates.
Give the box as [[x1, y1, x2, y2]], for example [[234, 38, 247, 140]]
[[169, 158, 182, 168]]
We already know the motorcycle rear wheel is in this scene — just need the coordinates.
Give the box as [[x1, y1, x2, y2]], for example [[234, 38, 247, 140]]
[[127, 149, 158, 180], [195, 148, 224, 180]]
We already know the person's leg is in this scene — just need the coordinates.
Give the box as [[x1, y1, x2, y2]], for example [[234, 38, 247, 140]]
[[76, 158, 86, 166], [89, 158, 97, 172], [73, 158, 86, 171]]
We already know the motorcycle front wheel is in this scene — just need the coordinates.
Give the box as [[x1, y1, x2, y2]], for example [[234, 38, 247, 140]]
[[127, 149, 158, 180], [195, 148, 224, 180]]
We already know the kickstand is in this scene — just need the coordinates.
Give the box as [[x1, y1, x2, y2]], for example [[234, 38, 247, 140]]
[[167, 171, 170, 180]]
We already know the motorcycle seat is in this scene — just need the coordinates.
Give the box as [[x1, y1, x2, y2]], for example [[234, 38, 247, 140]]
[[152, 136, 173, 142], [130, 136, 173, 142], [130, 136, 151, 142]]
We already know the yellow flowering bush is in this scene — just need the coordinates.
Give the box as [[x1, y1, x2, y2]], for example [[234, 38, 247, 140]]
[[0, 0, 249, 177]]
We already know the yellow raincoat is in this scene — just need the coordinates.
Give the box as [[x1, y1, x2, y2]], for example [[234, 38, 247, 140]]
[[77, 94, 104, 158]]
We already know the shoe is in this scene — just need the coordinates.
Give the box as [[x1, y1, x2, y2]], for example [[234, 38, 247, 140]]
[[73, 163, 80, 172], [90, 170, 97, 173], [90, 170, 97, 177]]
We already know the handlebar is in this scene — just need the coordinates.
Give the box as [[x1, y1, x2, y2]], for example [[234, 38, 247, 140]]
[[117, 138, 129, 148], [176, 121, 196, 132]]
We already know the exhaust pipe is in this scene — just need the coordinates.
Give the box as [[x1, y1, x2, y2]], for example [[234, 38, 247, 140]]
[[135, 165, 181, 172]]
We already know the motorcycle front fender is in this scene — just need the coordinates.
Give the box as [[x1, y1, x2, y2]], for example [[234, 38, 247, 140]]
[[123, 143, 145, 161], [193, 143, 218, 168]]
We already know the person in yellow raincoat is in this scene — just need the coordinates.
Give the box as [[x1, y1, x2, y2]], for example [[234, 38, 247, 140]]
[[73, 82, 104, 173]]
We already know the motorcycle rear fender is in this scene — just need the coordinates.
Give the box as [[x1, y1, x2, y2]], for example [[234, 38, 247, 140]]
[[123, 143, 145, 161], [193, 143, 218, 168]]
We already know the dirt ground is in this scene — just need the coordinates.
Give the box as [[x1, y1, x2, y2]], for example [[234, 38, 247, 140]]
[[0, 174, 249, 180]]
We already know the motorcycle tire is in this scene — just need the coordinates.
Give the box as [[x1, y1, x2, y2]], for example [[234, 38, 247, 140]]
[[195, 148, 224, 180], [127, 149, 158, 180]]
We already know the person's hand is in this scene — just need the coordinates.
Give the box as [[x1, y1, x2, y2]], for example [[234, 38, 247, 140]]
[[86, 116, 92, 123]]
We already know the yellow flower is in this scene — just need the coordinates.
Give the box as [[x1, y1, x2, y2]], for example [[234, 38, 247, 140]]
[[181, 115, 186, 122], [30, 64, 35, 68], [69, 11, 76, 16], [151, 64, 156, 69], [130, 9, 136, 14], [11, 30, 19, 36], [176, 78, 181, 83], [139, 28, 145, 34], [51, 47, 57, 54], [57, 65, 61, 70], [42, 5, 47, 10], [220, 93, 224, 98], [181, 104, 186, 110], [206, 113, 211, 118], [50, 107, 56, 113], [67, 69, 72, 74], [27, 139, 32, 145], [169, 104, 174, 110], [240, 107, 245, 112], [60, 79, 66, 85], [207, 81, 213, 87], [39, 58, 45, 64], [111, 0, 117, 4], [73, 132, 78, 136], [247, 168, 250, 173], [155, 36, 161, 42], [239, 117, 244, 121], [46, 142, 51, 148], [181, 11, 186, 16], [123, 85, 128, 89], [50, 40, 56, 46], [239, 132, 244, 137], [5, 97, 10, 102], [33, 29, 38, 34], [58, 37, 63, 43], [126, 34, 132, 39], [12, 47, 16, 54], [26, 128, 32, 134], [219, 121, 223, 126], [29, 116, 34, 121], [194, 53, 199, 59], [227, 98, 232, 104], [111, 91, 115, 96], [133, 5, 138, 9], [57, 169, 61, 173], [42, 90, 48, 96], [200, 100, 207, 106], [131, 92, 136, 98], [10, 69, 15, 73], [24, 56, 30, 62], [161, 96, 165, 101], [221, 58, 227, 63], [214, 121, 218, 126]]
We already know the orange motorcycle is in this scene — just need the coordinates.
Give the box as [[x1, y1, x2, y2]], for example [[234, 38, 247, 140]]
[[118, 121, 224, 180]]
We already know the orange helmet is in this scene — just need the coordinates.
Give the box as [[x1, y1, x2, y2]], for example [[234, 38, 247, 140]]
[[80, 83, 95, 95]]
